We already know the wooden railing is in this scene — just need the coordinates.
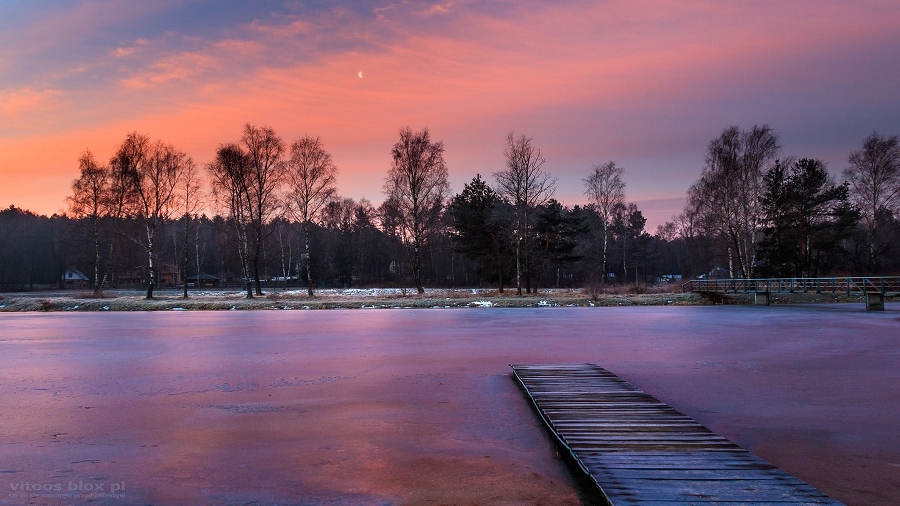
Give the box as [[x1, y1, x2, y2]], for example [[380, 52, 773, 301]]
[[682, 276, 900, 295]]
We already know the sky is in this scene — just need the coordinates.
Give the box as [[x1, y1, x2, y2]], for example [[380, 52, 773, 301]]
[[2, 0, 899, 231]]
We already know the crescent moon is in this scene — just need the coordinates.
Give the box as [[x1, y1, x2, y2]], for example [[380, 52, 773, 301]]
[[358, 71, 363, 78]]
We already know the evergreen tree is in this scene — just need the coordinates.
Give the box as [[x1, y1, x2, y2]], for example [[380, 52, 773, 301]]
[[533, 199, 587, 287], [759, 158, 859, 277], [449, 174, 514, 291]]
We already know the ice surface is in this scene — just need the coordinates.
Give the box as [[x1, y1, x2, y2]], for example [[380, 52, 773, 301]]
[[0, 305, 897, 505]]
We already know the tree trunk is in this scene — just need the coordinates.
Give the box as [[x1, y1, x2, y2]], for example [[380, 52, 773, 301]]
[[236, 222, 253, 299], [868, 219, 877, 274], [515, 235, 522, 296], [182, 218, 190, 298], [727, 247, 734, 279], [413, 239, 424, 294], [601, 225, 608, 285], [253, 226, 263, 296], [146, 224, 155, 299], [253, 255, 263, 296], [93, 217, 102, 295], [622, 234, 628, 282], [194, 228, 202, 293], [304, 222, 314, 297]]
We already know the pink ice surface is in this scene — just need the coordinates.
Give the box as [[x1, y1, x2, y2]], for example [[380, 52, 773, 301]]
[[0, 304, 897, 505]]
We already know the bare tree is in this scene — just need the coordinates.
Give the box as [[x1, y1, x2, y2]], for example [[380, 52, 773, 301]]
[[843, 132, 900, 273], [111, 133, 190, 298], [68, 150, 111, 295], [285, 136, 338, 296], [242, 123, 286, 295], [584, 161, 625, 284], [208, 143, 254, 298], [493, 132, 555, 295], [175, 157, 204, 298], [384, 127, 450, 294], [685, 125, 780, 278]]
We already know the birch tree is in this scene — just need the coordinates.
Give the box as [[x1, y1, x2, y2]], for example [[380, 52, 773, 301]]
[[583, 161, 625, 284], [686, 125, 780, 278], [68, 150, 111, 294], [383, 127, 449, 294], [843, 132, 900, 273], [493, 132, 555, 295], [208, 143, 254, 298], [241, 123, 286, 296], [285, 136, 338, 296], [175, 156, 204, 297], [111, 133, 190, 298]]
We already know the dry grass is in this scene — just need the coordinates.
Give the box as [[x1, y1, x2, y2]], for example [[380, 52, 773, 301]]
[[72, 290, 116, 299], [0, 287, 889, 313]]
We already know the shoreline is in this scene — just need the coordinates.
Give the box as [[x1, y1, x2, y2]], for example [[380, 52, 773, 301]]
[[0, 288, 889, 312]]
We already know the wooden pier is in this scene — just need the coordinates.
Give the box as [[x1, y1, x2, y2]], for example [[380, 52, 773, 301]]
[[511, 363, 844, 505]]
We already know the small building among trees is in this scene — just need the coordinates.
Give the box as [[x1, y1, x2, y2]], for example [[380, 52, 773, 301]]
[[186, 274, 221, 288], [62, 269, 90, 288]]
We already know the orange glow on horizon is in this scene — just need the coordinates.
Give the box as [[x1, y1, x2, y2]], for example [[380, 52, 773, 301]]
[[2, 1, 899, 230]]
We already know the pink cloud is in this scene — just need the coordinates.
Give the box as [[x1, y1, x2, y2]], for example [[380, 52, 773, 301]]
[[120, 52, 220, 88], [417, 2, 455, 16], [0, 88, 63, 118], [111, 46, 136, 57]]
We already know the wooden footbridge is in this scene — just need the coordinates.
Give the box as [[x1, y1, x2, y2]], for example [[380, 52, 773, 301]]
[[512, 363, 843, 505], [681, 276, 900, 310]]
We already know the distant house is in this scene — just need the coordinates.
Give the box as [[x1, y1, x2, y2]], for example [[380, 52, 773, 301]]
[[116, 262, 180, 288], [156, 263, 180, 287], [62, 269, 90, 288], [699, 267, 730, 279], [186, 274, 221, 288]]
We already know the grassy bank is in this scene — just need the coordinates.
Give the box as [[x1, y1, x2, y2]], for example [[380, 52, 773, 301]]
[[0, 286, 891, 312]]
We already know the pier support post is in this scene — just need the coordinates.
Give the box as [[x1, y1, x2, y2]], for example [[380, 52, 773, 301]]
[[865, 292, 884, 311], [754, 291, 771, 306]]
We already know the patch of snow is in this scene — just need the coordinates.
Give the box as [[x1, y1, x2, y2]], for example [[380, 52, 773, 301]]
[[537, 300, 550, 306], [171, 307, 187, 311], [470, 300, 493, 308]]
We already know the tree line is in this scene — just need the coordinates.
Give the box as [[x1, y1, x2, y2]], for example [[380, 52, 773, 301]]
[[1, 123, 898, 297], [676, 126, 899, 278]]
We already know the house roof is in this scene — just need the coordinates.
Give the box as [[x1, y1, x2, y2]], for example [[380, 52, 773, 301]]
[[64, 268, 89, 280], [187, 274, 221, 281]]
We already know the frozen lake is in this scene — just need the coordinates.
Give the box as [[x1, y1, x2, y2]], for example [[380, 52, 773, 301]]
[[1, 305, 898, 505]]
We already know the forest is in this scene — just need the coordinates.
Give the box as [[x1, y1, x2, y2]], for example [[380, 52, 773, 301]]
[[1, 124, 898, 297]]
